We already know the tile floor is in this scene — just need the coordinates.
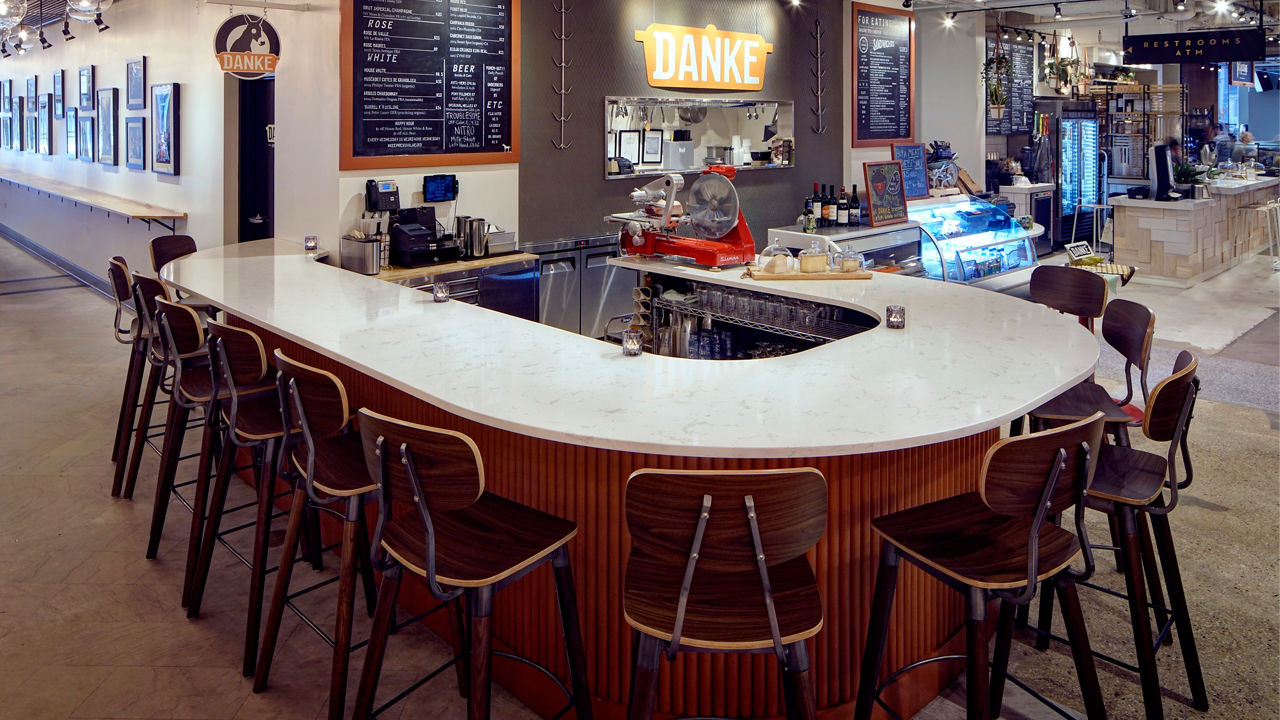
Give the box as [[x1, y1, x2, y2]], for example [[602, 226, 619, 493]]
[[1, 237, 1276, 719]]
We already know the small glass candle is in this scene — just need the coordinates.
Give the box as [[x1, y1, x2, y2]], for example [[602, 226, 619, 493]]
[[432, 282, 451, 303], [303, 235, 319, 252], [886, 305, 906, 329], [622, 329, 644, 356]]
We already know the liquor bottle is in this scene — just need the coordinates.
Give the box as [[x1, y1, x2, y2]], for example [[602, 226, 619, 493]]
[[837, 186, 850, 226], [849, 184, 861, 227]]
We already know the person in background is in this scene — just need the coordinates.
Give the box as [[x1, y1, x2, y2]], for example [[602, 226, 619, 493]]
[[1232, 130, 1258, 162], [1213, 123, 1234, 163], [1165, 136, 1184, 165]]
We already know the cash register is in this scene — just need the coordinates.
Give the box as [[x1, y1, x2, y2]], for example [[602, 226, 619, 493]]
[[390, 207, 460, 267]]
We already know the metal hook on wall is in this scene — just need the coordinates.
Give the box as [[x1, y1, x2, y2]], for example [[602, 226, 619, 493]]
[[810, 18, 828, 135], [551, 1, 574, 150]]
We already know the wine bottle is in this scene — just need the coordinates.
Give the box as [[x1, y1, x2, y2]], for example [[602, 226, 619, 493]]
[[810, 182, 821, 226], [849, 184, 861, 227], [823, 184, 835, 227], [837, 186, 850, 226]]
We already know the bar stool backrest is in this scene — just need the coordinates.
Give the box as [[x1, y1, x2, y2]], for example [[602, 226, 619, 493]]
[[154, 298, 205, 358], [1029, 265, 1108, 325], [357, 408, 484, 514], [150, 235, 197, 273], [274, 350, 350, 440], [1144, 351, 1197, 444], [624, 468, 827, 574], [979, 412, 1105, 517], [1101, 298, 1155, 407], [205, 320, 269, 387], [130, 272, 172, 364], [108, 257, 134, 344]]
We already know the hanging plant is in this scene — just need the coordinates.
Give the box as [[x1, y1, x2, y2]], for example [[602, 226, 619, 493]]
[[981, 54, 1014, 116], [1042, 57, 1081, 87]]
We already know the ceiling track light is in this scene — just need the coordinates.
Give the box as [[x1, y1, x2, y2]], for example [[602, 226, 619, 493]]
[[943, 12, 956, 27], [901, 0, 912, 8], [94, 12, 107, 32], [1175, 0, 1185, 9], [1054, 3, 1063, 19], [0, 42, 8, 59], [1002, 27, 1009, 39], [62, 17, 74, 40]]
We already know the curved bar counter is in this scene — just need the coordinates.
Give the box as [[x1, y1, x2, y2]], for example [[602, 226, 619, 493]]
[[164, 239, 1098, 719]]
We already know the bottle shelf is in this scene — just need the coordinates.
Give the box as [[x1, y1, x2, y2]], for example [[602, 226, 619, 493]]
[[652, 297, 869, 343]]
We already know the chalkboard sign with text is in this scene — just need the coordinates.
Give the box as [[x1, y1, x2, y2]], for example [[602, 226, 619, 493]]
[[984, 39, 1033, 136], [863, 160, 909, 227], [891, 143, 929, 199], [341, 0, 521, 170], [852, 3, 914, 148]]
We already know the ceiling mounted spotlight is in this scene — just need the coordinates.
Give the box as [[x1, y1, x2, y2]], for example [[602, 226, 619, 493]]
[[0, 41, 8, 58], [61, 15, 73, 40], [35, 1, 49, 49], [1175, 0, 1185, 9], [901, 0, 912, 8], [790, 0, 800, 6], [1053, 3, 1063, 19], [943, 12, 956, 27], [93, 12, 107, 31], [1002, 27, 1009, 39], [1231, 8, 1240, 17], [1016, 29, 1024, 41], [1122, 0, 1137, 19]]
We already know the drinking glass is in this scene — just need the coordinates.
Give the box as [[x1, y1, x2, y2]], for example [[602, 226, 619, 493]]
[[886, 305, 906, 329], [622, 329, 644, 356], [432, 282, 450, 303]]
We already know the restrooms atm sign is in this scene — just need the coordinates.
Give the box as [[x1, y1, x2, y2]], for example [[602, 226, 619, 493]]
[[634, 24, 773, 91]]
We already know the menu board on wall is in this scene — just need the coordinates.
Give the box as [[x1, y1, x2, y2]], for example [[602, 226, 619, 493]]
[[984, 39, 1034, 136], [341, 0, 521, 170], [852, 3, 914, 147]]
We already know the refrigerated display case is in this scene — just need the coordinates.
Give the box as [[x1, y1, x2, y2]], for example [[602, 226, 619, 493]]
[[767, 195, 1039, 294]]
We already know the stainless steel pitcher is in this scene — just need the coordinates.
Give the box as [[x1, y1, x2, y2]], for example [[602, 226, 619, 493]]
[[467, 218, 488, 258]]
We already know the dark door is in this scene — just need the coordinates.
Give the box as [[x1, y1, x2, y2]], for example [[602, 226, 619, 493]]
[[238, 78, 274, 242]]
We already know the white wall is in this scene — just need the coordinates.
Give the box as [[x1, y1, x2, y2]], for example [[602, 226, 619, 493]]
[[0, 0, 520, 276], [916, 10, 985, 192]]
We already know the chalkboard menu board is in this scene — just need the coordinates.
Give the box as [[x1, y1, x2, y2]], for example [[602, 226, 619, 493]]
[[341, 0, 520, 170], [891, 143, 929, 199], [984, 39, 1034, 136], [852, 4, 914, 148], [863, 160, 909, 227]]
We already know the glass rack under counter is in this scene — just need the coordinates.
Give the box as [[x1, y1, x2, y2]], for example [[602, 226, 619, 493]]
[[766, 194, 1042, 294]]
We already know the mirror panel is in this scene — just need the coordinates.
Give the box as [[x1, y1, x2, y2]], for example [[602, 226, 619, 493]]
[[605, 96, 794, 180]]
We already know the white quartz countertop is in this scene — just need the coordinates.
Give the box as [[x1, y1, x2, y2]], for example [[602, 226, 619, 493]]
[[1109, 196, 1216, 210], [163, 239, 1097, 458], [998, 183, 1056, 193], [1203, 177, 1279, 195]]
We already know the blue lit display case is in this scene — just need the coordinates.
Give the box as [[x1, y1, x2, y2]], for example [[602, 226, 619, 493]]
[[910, 195, 1039, 286]]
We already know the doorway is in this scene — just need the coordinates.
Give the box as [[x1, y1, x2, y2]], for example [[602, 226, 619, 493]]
[[238, 77, 275, 242]]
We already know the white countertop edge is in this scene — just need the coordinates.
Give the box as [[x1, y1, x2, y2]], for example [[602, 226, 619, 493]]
[[164, 241, 1098, 459]]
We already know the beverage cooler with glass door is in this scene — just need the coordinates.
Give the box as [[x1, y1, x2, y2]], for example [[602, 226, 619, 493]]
[[1059, 113, 1101, 245]]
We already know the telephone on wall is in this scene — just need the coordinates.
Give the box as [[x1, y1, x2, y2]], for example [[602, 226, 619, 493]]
[[365, 179, 401, 212]]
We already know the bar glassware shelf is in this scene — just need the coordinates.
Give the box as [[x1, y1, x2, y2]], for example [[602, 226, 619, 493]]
[[652, 296, 869, 343]]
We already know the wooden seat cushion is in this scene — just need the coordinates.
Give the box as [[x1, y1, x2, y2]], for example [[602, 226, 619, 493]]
[[223, 393, 291, 441], [1030, 381, 1134, 424], [622, 550, 823, 650], [872, 492, 1082, 590], [381, 492, 577, 588], [1086, 443, 1167, 507], [292, 432, 378, 497]]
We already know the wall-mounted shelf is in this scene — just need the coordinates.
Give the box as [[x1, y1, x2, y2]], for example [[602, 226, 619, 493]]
[[0, 166, 187, 232]]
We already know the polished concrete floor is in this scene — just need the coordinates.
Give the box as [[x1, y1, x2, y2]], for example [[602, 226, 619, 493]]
[[0, 237, 1276, 719]]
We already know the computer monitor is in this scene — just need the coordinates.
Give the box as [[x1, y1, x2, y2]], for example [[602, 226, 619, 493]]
[[1149, 144, 1177, 201]]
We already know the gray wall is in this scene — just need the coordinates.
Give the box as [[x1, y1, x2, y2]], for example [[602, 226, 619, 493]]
[[519, 0, 845, 246]]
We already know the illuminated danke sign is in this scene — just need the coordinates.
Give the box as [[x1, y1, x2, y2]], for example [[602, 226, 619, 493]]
[[634, 24, 774, 91]]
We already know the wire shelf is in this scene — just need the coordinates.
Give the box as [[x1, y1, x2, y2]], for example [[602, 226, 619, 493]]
[[652, 297, 870, 343]]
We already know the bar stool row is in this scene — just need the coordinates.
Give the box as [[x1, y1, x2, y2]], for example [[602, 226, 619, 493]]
[[107, 244, 1208, 720]]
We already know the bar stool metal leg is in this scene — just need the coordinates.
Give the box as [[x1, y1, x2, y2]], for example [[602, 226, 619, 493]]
[[1118, 506, 1164, 720], [1136, 513, 1172, 645], [853, 543, 900, 720]]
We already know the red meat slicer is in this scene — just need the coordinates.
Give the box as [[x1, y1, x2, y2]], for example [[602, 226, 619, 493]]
[[608, 166, 756, 268]]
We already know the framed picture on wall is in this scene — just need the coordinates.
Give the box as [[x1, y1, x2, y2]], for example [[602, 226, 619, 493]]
[[1230, 61, 1253, 87], [12, 97, 23, 151], [65, 107, 77, 159], [125, 116, 145, 170], [78, 65, 95, 111], [52, 69, 64, 119], [97, 88, 118, 165], [1, 115, 10, 150], [25, 76, 35, 108], [37, 93, 51, 155], [641, 129, 663, 164], [78, 114, 94, 162], [126, 57, 146, 110], [151, 83, 179, 176], [616, 129, 641, 166], [24, 113, 36, 155], [1, 79, 10, 113]]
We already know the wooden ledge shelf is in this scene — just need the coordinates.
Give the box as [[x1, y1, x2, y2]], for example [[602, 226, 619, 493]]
[[0, 166, 187, 231]]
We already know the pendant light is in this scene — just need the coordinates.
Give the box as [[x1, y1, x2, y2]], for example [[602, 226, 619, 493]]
[[67, 0, 114, 23], [0, 1, 28, 30], [9, 22, 33, 54]]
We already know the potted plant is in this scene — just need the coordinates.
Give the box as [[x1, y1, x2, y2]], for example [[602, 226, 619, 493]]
[[1042, 57, 1081, 91], [982, 54, 1013, 118], [1172, 161, 1201, 192]]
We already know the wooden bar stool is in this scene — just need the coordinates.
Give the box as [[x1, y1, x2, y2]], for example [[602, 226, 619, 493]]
[[253, 350, 380, 720], [116, 273, 177, 500], [107, 257, 147, 473], [1026, 352, 1208, 719], [1029, 264, 1108, 332], [150, 234, 197, 272], [854, 413, 1109, 720], [623, 468, 827, 720], [185, 320, 294, 678], [352, 409, 593, 720]]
